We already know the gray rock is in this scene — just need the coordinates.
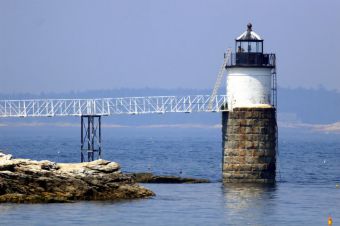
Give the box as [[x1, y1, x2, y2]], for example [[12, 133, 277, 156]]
[[0, 152, 154, 203], [129, 172, 210, 184]]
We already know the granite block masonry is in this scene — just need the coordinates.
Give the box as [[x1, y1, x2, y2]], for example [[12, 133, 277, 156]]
[[222, 107, 277, 183]]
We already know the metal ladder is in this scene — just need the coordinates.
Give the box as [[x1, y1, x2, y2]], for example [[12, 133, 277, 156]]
[[208, 48, 231, 111], [272, 65, 277, 108], [271, 61, 281, 182]]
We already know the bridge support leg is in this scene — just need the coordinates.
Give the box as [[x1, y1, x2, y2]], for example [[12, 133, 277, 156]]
[[80, 115, 102, 162]]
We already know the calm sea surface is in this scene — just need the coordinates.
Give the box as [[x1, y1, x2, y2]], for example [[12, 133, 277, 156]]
[[0, 127, 339, 225]]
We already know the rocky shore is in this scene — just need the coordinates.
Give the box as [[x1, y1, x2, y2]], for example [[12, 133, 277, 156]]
[[0, 152, 154, 203], [128, 172, 210, 184]]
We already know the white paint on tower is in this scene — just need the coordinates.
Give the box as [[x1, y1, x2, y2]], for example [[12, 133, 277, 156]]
[[226, 67, 272, 109]]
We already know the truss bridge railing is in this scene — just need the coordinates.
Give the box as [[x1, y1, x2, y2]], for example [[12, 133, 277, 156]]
[[0, 95, 228, 118]]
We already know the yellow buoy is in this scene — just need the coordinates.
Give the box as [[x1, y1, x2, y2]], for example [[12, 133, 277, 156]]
[[328, 215, 333, 225]]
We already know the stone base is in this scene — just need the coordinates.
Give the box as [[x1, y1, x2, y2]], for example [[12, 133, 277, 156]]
[[222, 107, 276, 183]]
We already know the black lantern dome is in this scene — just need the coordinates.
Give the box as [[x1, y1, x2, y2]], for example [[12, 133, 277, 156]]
[[235, 23, 263, 53], [226, 23, 275, 68]]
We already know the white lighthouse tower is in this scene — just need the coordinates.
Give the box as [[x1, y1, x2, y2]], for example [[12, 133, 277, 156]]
[[222, 23, 277, 183], [226, 23, 276, 110]]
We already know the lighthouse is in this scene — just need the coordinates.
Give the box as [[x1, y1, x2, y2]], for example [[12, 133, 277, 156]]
[[222, 23, 277, 183]]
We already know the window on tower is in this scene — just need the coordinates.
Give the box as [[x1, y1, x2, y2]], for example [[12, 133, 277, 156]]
[[236, 41, 263, 53]]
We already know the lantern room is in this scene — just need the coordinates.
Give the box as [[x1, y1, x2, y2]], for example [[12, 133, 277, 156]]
[[235, 23, 263, 53], [227, 23, 275, 68]]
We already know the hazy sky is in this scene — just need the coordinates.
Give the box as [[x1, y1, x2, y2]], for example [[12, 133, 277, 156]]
[[1, 0, 339, 93]]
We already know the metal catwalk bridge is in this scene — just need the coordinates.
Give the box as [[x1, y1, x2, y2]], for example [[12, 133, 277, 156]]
[[0, 95, 227, 118], [0, 51, 231, 162], [0, 95, 228, 162]]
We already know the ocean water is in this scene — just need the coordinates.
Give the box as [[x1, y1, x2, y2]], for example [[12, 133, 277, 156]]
[[0, 126, 339, 226]]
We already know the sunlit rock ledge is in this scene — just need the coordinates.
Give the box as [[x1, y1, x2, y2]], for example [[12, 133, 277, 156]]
[[0, 152, 154, 203]]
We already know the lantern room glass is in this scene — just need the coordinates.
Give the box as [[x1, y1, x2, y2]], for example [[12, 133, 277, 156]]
[[236, 41, 263, 53]]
